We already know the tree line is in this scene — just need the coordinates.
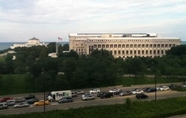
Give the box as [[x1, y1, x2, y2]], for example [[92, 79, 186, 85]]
[[0, 43, 186, 93]]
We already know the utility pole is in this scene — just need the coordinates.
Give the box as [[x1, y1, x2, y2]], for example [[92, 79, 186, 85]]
[[42, 69, 46, 113]]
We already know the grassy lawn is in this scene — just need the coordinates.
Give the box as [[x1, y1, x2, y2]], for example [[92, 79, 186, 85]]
[[0, 74, 185, 95], [115, 76, 185, 86], [1, 97, 186, 118]]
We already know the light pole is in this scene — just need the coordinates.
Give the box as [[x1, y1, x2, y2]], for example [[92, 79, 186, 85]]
[[42, 69, 46, 113], [155, 72, 157, 101]]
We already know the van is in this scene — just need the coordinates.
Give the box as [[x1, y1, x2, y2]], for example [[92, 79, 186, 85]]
[[72, 91, 78, 97]]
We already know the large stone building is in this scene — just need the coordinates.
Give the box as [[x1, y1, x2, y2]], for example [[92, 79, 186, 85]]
[[69, 33, 181, 58]]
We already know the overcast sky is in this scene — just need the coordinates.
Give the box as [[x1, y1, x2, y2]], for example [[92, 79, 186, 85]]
[[0, 0, 186, 42]]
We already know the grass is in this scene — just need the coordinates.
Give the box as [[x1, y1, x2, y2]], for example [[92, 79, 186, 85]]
[[1, 97, 186, 118], [0, 74, 186, 95], [115, 76, 185, 87]]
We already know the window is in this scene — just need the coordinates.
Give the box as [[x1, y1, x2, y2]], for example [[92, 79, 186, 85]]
[[154, 50, 156, 54], [138, 50, 140, 54], [134, 44, 137, 48], [138, 44, 141, 48], [122, 50, 124, 54], [126, 44, 129, 48], [114, 44, 117, 48], [110, 44, 113, 48], [94, 45, 97, 48], [118, 50, 120, 55], [98, 45, 101, 48], [118, 44, 121, 48]]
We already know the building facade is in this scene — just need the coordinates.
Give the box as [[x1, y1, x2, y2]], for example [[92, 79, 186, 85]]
[[69, 33, 181, 58]]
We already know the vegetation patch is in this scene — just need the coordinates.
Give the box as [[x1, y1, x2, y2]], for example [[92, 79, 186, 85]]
[[1, 97, 186, 118]]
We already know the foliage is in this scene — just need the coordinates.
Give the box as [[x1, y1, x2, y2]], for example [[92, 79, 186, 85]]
[[1, 44, 186, 94]]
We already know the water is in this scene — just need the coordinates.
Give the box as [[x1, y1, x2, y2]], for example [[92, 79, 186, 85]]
[[0, 42, 69, 51]]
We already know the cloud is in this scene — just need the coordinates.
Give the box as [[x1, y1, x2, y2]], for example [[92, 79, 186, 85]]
[[0, 0, 186, 41]]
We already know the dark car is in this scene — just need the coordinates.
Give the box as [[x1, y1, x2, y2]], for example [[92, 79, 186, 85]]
[[146, 88, 157, 93], [101, 92, 113, 99], [136, 93, 148, 99], [58, 97, 73, 103], [25, 98, 39, 104], [25, 94, 35, 100], [97, 92, 106, 97], [142, 87, 151, 92]]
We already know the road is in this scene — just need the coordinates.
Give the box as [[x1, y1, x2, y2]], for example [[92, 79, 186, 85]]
[[0, 83, 186, 115]]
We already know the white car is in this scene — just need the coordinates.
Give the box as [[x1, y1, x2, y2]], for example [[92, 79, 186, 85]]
[[89, 88, 100, 94], [131, 88, 143, 94], [76, 90, 84, 95], [109, 88, 120, 93], [14, 102, 29, 108], [157, 86, 169, 91], [82, 94, 95, 101]]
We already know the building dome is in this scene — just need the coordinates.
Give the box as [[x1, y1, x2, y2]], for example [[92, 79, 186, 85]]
[[28, 37, 40, 44]]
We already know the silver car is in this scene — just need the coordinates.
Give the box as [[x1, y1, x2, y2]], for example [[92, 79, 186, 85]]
[[6, 99, 16, 106], [82, 94, 95, 101], [14, 102, 29, 108], [0, 103, 8, 109]]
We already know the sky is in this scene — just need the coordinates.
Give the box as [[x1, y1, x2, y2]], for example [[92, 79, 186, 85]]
[[0, 0, 186, 42]]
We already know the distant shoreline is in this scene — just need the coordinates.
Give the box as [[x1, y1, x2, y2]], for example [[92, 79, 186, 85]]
[[0, 42, 69, 51]]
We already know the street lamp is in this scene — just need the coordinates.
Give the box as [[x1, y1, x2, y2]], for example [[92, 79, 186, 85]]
[[42, 69, 46, 113], [155, 72, 157, 101]]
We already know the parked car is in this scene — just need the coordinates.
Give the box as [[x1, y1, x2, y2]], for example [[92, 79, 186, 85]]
[[0, 103, 8, 109], [119, 91, 132, 96], [97, 92, 107, 97], [14, 102, 29, 108], [142, 87, 151, 92], [25, 98, 39, 104], [25, 94, 35, 100], [76, 90, 84, 95], [101, 92, 113, 99], [146, 88, 157, 93], [6, 99, 16, 106], [14, 97, 25, 103], [157, 86, 169, 91], [0, 97, 13, 103], [82, 94, 95, 101], [113, 90, 123, 95], [34, 100, 50, 106], [131, 88, 143, 94], [58, 97, 73, 103], [136, 93, 148, 99], [109, 88, 120, 94], [89, 88, 100, 94]]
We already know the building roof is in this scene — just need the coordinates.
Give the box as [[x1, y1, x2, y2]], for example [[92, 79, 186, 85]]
[[29, 37, 39, 41]]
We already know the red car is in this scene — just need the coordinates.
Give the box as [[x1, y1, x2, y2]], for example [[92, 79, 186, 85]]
[[0, 97, 13, 102]]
